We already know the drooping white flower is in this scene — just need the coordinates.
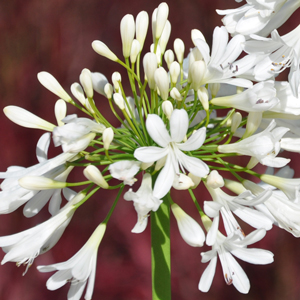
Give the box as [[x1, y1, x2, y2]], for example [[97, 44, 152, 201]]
[[124, 173, 162, 233], [0, 192, 85, 274], [171, 203, 205, 247], [218, 120, 290, 168], [134, 109, 209, 198], [38, 223, 106, 300], [52, 114, 105, 153], [199, 227, 274, 294], [108, 160, 141, 186]]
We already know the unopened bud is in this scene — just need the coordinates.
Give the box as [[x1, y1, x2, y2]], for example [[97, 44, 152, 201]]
[[136, 11, 149, 50], [130, 39, 141, 64], [231, 112, 242, 133], [150, 43, 162, 65], [19, 176, 67, 190], [243, 111, 262, 139], [206, 170, 224, 189], [170, 87, 183, 101], [54, 99, 67, 126], [209, 83, 220, 98], [174, 38, 185, 64], [164, 49, 175, 69], [104, 83, 113, 99], [91, 72, 108, 96], [113, 93, 125, 110], [154, 67, 169, 100], [173, 173, 194, 190], [162, 100, 173, 119], [92, 40, 118, 61], [79, 68, 93, 99], [71, 83, 85, 105], [188, 173, 201, 188], [83, 165, 109, 189], [120, 14, 135, 58], [169, 61, 180, 85], [112, 72, 122, 92], [155, 2, 169, 40], [159, 20, 171, 55], [189, 61, 206, 90], [197, 87, 209, 111], [143, 52, 158, 89], [103, 127, 114, 150]]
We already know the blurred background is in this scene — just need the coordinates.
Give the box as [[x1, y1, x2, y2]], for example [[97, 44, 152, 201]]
[[1, 0, 300, 299]]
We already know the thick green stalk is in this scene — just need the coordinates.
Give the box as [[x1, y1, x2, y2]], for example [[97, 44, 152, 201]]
[[151, 195, 171, 300]]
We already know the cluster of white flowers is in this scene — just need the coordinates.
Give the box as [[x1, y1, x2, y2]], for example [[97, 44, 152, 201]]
[[1, 0, 300, 299]]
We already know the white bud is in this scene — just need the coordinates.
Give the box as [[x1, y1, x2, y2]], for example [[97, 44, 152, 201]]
[[243, 111, 262, 139], [130, 39, 141, 64], [231, 112, 242, 133], [136, 11, 149, 50], [164, 50, 174, 70], [83, 165, 109, 189], [92, 40, 118, 61], [158, 20, 171, 55], [113, 93, 125, 110], [189, 61, 206, 90], [19, 176, 67, 190], [191, 29, 206, 46], [174, 38, 185, 64], [85, 98, 95, 114], [54, 99, 67, 126], [79, 68, 93, 99], [188, 173, 201, 188], [171, 203, 205, 247], [112, 72, 122, 92], [120, 14, 135, 58], [104, 83, 113, 99], [173, 173, 194, 190], [3, 106, 56, 131], [141, 161, 154, 170], [91, 72, 108, 96], [143, 52, 158, 89], [197, 87, 209, 111], [150, 43, 162, 65], [206, 170, 224, 189], [155, 155, 167, 171], [169, 61, 180, 85], [37, 72, 72, 102], [151, 8, 158, 43], [188, 48, 203, 82], [154, 67, 169, 100], [170, 87, 183, 101], [209, 83, 220, 98], [155, 2, 169, 40], [162, 100, 173, 119], [71, 83, 86, 105]]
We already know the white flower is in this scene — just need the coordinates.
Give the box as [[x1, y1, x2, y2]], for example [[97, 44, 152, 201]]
[[211, 81, 279, 112], [218, 120, 290, 168], [53, 114, 105, 153], [171, 203, 205, 247], [199, 228, 274, 294], [38, 223, 106, 300], [134, 109, 209, 198], [0, 193, 84, 274], [206, 170, 224, 189], [124, 173, 162, 233], [108, 160, 141, 186]]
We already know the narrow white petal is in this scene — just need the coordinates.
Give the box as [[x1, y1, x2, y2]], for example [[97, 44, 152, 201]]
[[198, 256, 217, 292], [46, 270, 71, 290], [134, 146, 168, 163], [178, 127, 206, 151], [36, 132, 51, 163], [146, 114, 171, 147], [170, 109, 189, 142], [231, 248, 274, 265]]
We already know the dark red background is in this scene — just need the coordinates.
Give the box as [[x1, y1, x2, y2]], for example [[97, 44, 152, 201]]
[[1, 0, 300, 299]]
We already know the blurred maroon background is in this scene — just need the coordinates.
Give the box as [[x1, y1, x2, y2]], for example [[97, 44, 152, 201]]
[[1, 0, 300, 299]]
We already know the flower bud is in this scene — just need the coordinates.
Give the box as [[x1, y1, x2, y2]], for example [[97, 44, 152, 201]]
[[189, 61, 206, 90], [162, 100, 173, 119], [112, 72, 122, 92], [79, 68, 93, 99], [206, 170, 224, 189], [243, 111, 262, 139], [231, 112, 242, 133], [130, 39, 141, 64], [154, 67, 169, 100], [113, 93, 125, 110], [71, 83, 85, 105], [136, 11, 149, 50], [92, 40, 118, 61], [174, 38, 185, 64], [171, 203, 205, 247], [209, 83, 220, 98], [104, 83, 113, 99], [158, 20, 171, 55], [155, 2, 169, 40], [188, 173, 201, 188], [141, 161, 154, 170], [197, 87, 209, 111], [120, 14, 135, 58], [19, 176, 67, 190], [170, 87, 183, 101], [37, 72, 72, 102], [83, 165, 109, 189], [143, 52, 158, 89], [55, 99, 67, 126], [85, 98, 95, 114], [91, 72, 108, 96], [164, 49, 174, 69], [191, 29, 206, 46], [150, 43, 162, 65], [102, 127, 114, 150], [173, 173, 194, 190], [169, 61, 180, 85]]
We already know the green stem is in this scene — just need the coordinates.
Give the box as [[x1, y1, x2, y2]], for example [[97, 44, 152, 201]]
[[151, 194, 171, 300]]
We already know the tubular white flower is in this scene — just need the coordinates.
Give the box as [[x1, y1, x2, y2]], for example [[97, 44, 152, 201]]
[[120, 14, 135, 58], [154, 67, 169, 100], [218, 120, 290, 168], [171, 203, 205, 247], [134, 109, 209, 198], [19, 176, 67, 190], [124, 173, 162, 233], [91, 72, 108, 96], [4, 106, 56, 131], [79, 68, 93, 99], [92, 40, 118, 61], [37, 72, 72, 102], [108, 160, 141, 186], [83, 165, 109, 189], [136, 11, 149, 50], [38, 223, 106, 300], [143, 52, 158, 89]]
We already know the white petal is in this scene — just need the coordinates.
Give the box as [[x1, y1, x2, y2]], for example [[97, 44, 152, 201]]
[[134, 146, 169, 163], [198, 256, 217, 292], [178, 127, 206, 151], [36, 132, 51, 163], [170, 109, 189, 142], [46, 270, 70, 290], [231, 248, 274, 265], [146, 114, 171, 147]]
